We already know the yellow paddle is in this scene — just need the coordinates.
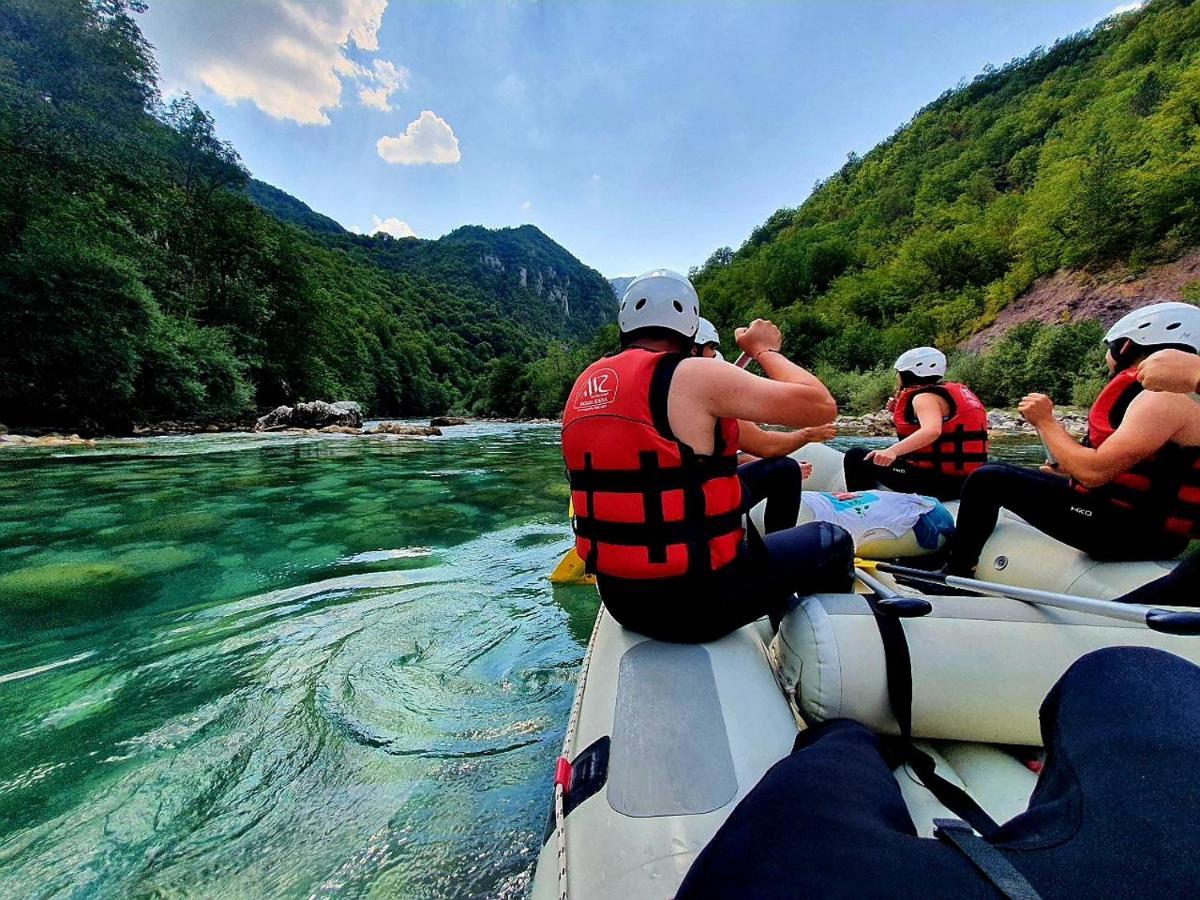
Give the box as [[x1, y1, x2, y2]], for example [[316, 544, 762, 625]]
[[548, 500, 596, 585]]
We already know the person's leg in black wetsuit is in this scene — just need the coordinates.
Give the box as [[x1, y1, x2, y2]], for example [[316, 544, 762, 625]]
[[949, 463, 1187, 576], [738, 456, 803, 534], [597, 522, 854, 643], [843, 446, 965, 501], [1117, 552, 1200, 606], [677, 646, 1200, 899]]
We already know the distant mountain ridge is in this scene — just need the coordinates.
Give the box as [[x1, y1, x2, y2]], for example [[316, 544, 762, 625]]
[[609, 276, 633, 300], [332, 224, 615, 341], [243, 180, 346, 235], [243, 183, 615, 343]]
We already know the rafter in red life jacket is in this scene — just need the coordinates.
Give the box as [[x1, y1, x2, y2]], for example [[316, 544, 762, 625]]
[[892, 382, 989, 477], [561, 348, 744, 581], [1075, 367, 1200, 539]]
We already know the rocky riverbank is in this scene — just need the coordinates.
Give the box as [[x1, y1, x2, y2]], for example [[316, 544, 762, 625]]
[[0, 407, 1081, 447], [833, 408, 1087, 439]]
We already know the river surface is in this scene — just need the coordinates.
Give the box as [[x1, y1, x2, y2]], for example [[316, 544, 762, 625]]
[[0, 424, 1041, 898]]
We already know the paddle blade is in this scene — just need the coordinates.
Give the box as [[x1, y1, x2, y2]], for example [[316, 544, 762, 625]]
[[549, 547, 595, 585]]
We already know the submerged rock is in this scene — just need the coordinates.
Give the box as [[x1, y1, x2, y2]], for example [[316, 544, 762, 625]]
[[318, 425, 362, 434], [367, 423, 442, 437], [430, 416, 468, 427], [255, 400, 363, 431]]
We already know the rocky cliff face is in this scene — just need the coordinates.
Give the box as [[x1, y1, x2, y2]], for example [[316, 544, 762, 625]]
[[341, 224, 615, 341]]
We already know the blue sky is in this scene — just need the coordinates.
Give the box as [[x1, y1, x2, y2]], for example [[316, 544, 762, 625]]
[[139, 1, 1139, 277]]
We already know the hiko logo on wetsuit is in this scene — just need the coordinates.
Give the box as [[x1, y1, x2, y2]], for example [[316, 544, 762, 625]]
[[574, 368, 618, 411]]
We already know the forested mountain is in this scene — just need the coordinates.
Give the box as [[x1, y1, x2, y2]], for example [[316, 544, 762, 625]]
[[693, 0, 1200, 405], [242, 180, 346, 236], [0, 0, 613, 432], [326, 224, 615, 341]]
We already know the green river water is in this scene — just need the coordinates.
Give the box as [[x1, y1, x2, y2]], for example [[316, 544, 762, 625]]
[[0, 424, 1041, 898]]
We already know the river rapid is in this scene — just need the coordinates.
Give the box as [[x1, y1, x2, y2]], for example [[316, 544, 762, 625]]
[[0, 425, 1042, 897]]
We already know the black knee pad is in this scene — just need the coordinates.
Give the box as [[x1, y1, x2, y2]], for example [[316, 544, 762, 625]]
[[814, 522, 855, 591], [844, 446, 870, 465]]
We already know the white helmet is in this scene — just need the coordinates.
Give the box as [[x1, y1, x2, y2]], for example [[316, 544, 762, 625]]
[[1105, 301, 1200, 353], [894, 346, 946, 378], [695, 318, 720, 347], [619, 269, 700, 338]]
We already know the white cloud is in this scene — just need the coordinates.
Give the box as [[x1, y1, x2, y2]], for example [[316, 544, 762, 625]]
[[1107, 1, 1145, 15], [371, 59, 409, 91], [144, 0, 403, 125], [376, 110, 461, 165], [357, 59, 410, 111], [371, 214, 416, 238], [521, 200, 532, 210], [359, 86, 392, 111]]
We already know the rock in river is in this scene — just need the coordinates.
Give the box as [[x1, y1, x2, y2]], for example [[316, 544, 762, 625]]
[[430, 416, 468, 427], [367, 422, 442, 437], [255, 400, 363, 431]]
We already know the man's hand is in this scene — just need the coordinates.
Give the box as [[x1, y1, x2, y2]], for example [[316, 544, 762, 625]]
[[865, 446, 897, 467], [1019, 393, 1055, 427], [799, 461, 813, 479], [1137, 349, 1200, 394], [734, 319, 783, 360], [802, 423, 837, 443]]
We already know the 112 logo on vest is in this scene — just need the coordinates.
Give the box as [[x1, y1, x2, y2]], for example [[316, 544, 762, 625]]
[[574, 368, 618, 411]]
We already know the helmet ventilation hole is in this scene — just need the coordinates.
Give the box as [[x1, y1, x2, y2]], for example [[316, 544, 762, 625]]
[[635, 298, 647, 310], [673, 300, 683, 313]]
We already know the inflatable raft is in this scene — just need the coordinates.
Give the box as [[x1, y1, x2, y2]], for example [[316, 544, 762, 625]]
[[532, 444, 1193, 899]]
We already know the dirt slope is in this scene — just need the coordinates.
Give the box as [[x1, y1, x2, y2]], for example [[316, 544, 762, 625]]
[[964, 250, 1200, 351]]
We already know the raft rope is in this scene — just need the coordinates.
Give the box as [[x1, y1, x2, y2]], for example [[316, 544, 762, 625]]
[[555, 603, 604, 900]]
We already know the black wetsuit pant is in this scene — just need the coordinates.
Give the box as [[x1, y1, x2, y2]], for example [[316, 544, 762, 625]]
[[843, 446, 966, 501], [1118, 551, 1200, 606], [948, 463, 1187, 577], [678, 646, 1200, 899], [598, 521, 854, 644], [738, 456, 803, 534]]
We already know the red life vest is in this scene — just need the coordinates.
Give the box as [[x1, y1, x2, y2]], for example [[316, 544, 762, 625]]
[[561, 348, 744, 581], [1074, 368, 1200, 539], [892, 382, 990, 477]]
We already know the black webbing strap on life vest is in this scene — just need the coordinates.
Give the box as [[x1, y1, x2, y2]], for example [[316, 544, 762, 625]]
[[866, 599, 1002, 838], [581, 452, 598, 573], [566, 454, 738, 493], [571, 510, 743, 547], [913, 423, 989, 472], [639, 450, 668, 564], [933, 819, 1042, 900]]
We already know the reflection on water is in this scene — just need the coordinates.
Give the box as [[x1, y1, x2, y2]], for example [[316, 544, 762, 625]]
[[0, 425, 1038, 896]]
